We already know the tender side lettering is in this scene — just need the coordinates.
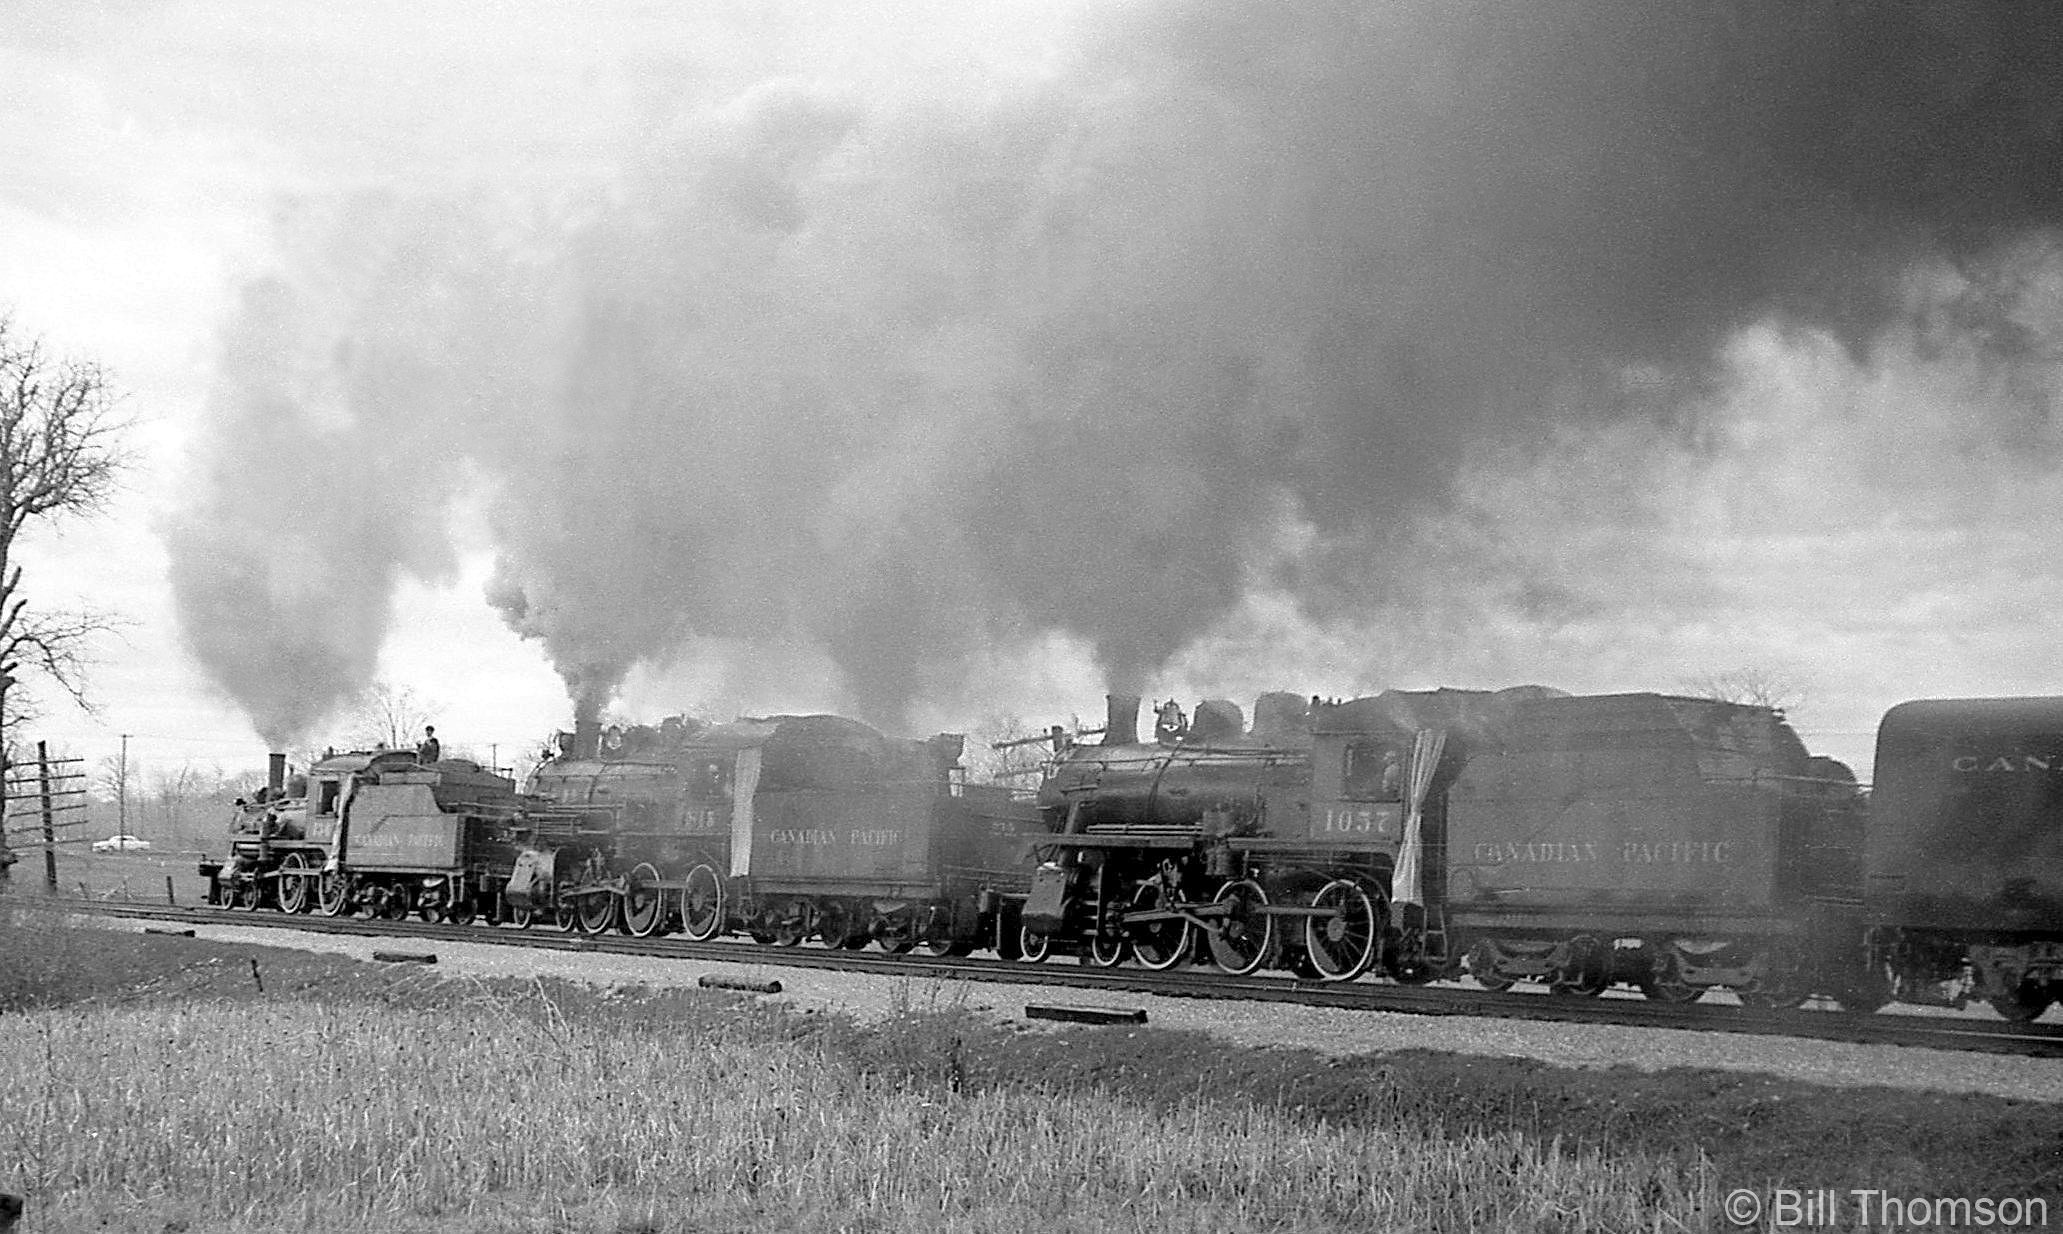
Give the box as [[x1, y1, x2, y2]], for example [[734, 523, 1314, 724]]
[[762, 828, 903, 847], [1622, 841, 1731, 863], [1951, 754, 2057, 773], [356, 832, 452, 853], [1472, 840, 1732, 864], [1472, 841, 1600, 864]]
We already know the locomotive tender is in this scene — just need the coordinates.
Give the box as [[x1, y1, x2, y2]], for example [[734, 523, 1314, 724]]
[[1440, 691, 1865, 1008], [200, 689, 2063, 1022], [1863, 698, 2063, 1021]]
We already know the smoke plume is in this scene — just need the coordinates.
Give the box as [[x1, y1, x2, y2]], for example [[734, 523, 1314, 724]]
[[163, 1, 2063, 741]]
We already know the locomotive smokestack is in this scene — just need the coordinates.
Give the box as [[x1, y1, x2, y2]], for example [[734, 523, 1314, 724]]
[[926, 733, 966, 791], [267, 753, 286, 796], [574, 717, 601, 760], [1105, 694, 1141, 747]]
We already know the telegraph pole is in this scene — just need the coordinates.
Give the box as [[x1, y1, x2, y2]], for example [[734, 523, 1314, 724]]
[[118, 732, 130, 837], [38, 741, 56, 891]]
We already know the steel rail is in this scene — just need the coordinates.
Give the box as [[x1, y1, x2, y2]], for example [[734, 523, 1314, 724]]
[[68, 899, 2063, 1059]]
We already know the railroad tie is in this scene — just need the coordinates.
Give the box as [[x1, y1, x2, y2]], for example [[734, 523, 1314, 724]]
[[698, 974, 783, 995], [1025, 1004, 1148, 1026]]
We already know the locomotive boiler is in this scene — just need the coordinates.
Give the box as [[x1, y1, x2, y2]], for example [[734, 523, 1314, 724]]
[[1022, 688, 1556, 980], [1023, 691, 1328, 972]]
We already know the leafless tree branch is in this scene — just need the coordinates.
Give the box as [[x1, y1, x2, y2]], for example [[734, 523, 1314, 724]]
[[0, 316, 132, 741], [346, 681, 440, 751], [1678, 667, 1807, 715], [1, 609, 122, 716]]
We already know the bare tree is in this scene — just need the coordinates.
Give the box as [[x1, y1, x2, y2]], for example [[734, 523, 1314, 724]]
[[0, 319, 128, 754], [93, 750, 135, 829], [1678, 667, 1807, 714], [964, 711, 1083, 787], [146, 762, 206, 841], [346, 681, 438, 751], [84, 760, 258, 851]]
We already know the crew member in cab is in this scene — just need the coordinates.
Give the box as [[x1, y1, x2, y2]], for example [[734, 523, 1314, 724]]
[[1343, 742, 1403, 801]]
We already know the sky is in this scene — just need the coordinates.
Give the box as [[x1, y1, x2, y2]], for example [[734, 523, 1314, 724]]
[[5, 1, 2062, 792]]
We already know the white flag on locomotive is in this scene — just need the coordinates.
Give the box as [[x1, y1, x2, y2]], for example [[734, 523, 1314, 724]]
[[1390, 728, 1448, 909]]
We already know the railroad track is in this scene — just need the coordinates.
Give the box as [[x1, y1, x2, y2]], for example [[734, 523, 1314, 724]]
[[74, 898, 2063, 1059]]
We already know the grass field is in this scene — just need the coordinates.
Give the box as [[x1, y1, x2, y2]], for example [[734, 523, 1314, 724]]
[[4, 845, 215, 908], [2, 904, 2058, 1233], [3, 999, 1703, 1233]]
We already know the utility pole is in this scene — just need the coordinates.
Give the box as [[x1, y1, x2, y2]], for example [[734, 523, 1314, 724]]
[[38, 741, 56, 891], [118, 732, 130, 837]]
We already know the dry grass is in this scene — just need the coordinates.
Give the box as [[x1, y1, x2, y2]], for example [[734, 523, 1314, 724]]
[[0, 902, 100, 1013], [0, 991, 1707, 1233]]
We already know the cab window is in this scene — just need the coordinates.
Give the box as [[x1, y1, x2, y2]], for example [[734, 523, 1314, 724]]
[[315, 779, 342, 816], [688, 760, 732, 801], [1342, 742, 1401, 801]]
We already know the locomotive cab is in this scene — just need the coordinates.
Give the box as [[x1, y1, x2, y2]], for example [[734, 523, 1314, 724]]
[[1309, 731, 1408, 840]]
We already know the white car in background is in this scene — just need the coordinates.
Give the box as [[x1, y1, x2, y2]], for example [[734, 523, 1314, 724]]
[[91, 834, 151, 853]]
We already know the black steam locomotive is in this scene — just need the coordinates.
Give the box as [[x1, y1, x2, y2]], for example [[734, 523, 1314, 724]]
[[206, 714, 1046, 954], [202, 689, 2062, 1022], [1024, 688, 1862, 1005]]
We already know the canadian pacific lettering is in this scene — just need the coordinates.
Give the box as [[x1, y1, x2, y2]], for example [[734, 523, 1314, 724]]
[[1472, 841, 1599, 863], [1622, 840, 1730, 863], [1472, 840, 1732, 864], [762, 828, 902, 846], [359, 831, 445, 851], [1950, 754, 2057, 773]]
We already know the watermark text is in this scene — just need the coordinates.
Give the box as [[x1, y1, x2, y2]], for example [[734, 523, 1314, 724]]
[[1725, 1187, 2051, 1229]]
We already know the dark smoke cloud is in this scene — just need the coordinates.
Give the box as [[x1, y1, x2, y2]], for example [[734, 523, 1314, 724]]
[[166, 1, 2063, 739], [161, 193, 541, 744]]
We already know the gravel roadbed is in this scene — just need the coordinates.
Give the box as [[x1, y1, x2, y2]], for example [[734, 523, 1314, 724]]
[[165, 921, 2063, 1103]]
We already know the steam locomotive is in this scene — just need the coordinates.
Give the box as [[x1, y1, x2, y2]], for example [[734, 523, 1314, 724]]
[[202, 689, 2063, 1022], [204, 713, 1046, 954], [1024, 688, 1864, 1008]]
